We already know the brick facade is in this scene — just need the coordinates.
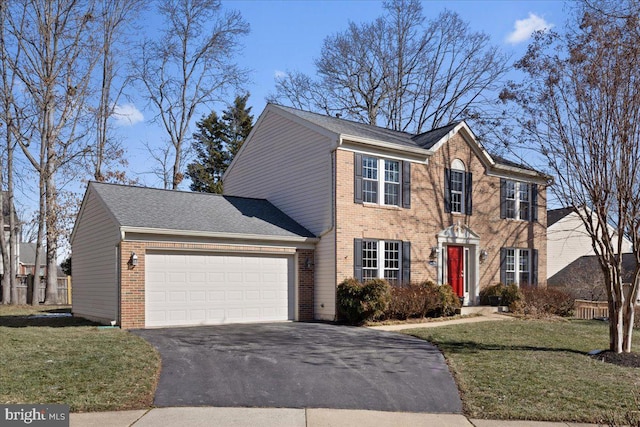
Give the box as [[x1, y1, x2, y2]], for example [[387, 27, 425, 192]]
[[118, 240, 314, 329], [335, 131, 547, 297]]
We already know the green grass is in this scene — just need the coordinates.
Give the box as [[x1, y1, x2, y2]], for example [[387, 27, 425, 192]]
[[405, 319, 640, 424], [0, 305, 161, 412]]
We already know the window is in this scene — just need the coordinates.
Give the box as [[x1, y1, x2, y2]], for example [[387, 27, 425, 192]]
[[501, 248, 537, 286], [354, 239, 411, 285], [445, 160, 472, 215], [362, 240, 378, 280], [500, 179, 538, 221], [354, 153, 410, 208], [362, 156, 378, 203]]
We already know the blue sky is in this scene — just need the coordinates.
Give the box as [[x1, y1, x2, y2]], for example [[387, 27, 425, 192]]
[[113, 0, 568, 188]]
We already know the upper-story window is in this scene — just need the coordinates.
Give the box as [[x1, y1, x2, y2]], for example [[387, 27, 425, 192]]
[[354, 153, 410, 208], [445, 159, 472, 215], [500, 179, 538, 221]]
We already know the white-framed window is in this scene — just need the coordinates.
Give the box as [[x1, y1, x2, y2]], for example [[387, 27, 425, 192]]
[[445, 159, 471, 215], [356, 154, 405, 207], [501, 248, 534, 286], [362, 240, 378, 280], [362, 156, 378, 203], [358, 239, 404, 286], [501, 179, 535, 221]]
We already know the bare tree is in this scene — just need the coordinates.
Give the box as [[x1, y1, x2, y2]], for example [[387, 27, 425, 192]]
[[92, 0, 144, 183], [505, 0, 640, 353], [270, 0, 509, 135], [133, 0, 249, 190], [3, 0, 99, 305], [0, 3, 20, 304]]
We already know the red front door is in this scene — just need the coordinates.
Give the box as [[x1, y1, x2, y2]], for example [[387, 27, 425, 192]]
[[447, 246, 464, 298]]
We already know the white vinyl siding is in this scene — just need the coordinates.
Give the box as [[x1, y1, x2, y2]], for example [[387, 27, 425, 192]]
[[223, 112, 333, 236], [71, 189, 120, 324]]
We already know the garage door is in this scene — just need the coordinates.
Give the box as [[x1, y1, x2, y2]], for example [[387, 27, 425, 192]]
[[145, 252, 294, 327]]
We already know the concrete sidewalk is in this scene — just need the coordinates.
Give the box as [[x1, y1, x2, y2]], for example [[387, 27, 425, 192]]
[[368, 312, 514, 332], [69, 407, 601, 427]]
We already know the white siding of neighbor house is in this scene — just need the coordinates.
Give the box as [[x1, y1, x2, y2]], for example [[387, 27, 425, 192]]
[[71, 188, 120, 324], [547, 211, 633, 278], [224, 109, 337, 320]]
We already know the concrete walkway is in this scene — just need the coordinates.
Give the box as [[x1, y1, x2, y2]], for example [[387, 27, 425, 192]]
[[69, 407, 601, 427], [368, 312, 514, 332]]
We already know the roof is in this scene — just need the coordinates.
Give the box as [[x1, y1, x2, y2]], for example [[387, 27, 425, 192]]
[[548, 253, 637, 290], [89, 182, 316, 239], [19, 243, 45, 267], [269, 104, 539, 173], [547, 207, 575, 227]]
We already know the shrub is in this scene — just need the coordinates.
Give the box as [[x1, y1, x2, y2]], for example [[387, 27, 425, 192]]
[[385, 281, 440, 319], [479, 283, 523, 309], [438, 284, 462, 317], [514, 287, 575, 317], [336, 278, 391, 324]]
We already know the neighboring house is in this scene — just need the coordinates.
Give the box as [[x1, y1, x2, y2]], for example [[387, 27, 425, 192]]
[[547, 207, 633, 279], [223, 104, 549, 322], [18, 242, 46, 276], [71, 182, 316, 328]]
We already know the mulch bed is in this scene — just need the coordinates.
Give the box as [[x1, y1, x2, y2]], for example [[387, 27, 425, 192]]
[[590, 350, 640, 368]]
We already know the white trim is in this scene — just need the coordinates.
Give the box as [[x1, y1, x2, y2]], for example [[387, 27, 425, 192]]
[[436, 223, 481, 305], [120, 227, 318, 246], [338, 144, 429, 164]]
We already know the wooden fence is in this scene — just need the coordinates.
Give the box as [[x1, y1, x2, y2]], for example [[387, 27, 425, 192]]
[[14, 276, 71, 305], [574, 299, 609, 320]]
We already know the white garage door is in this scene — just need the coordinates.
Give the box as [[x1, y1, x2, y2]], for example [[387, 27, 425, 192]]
[[145, 252, 294, 327]]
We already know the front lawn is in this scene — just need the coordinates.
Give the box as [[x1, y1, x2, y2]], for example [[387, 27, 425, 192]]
[[405, 319, 640, 424], [0, 305, 160, 412]]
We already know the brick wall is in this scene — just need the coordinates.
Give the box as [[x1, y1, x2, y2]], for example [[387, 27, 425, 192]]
[[335, 132, 547, 292], [118, 240, 314, 328]]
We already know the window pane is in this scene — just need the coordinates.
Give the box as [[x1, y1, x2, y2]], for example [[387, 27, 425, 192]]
[[362, 240, 378, 279], [363, 180, 378, 203], [519, 183, 530, 220], [384, 241, 400, 285], [519, 249, 529, 285], [362, 157, 378, 203], [450, 170, 464, 213], [505, 249, 515, 284], [362, 157, 378, 179], [384, 183, 399, 205], [384, 161, 400, 206]]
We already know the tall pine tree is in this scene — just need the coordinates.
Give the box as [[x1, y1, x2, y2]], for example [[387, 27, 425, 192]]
[[186, 94, 253, 193]]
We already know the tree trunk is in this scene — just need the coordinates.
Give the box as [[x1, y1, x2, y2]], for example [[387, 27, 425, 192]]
[[44, 164, 58, 304], [8, 144, 17, 304]]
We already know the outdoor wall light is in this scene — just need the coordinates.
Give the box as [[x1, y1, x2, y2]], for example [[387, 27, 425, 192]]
[[429, 246, 440, 261], [304, 257, 314, 269], [130, 252, 138, 267], [479, 249, 489, 264]]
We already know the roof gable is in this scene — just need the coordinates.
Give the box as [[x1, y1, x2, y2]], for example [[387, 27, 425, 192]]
[[87, 182, 315, 240], [264, 104, 546, 180]]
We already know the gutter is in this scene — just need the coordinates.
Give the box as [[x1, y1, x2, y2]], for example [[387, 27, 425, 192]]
[[119, 226, 319, 244]]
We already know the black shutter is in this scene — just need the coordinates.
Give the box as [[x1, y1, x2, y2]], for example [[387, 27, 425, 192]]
[[402, 161, 411, 208], [402, 241, 411, 285], [444, 168, 451, 213], [532, 249, 539, 286], [465, 172, 473, 215], [354, 239, 363, 282], [500, 248, 507, 284], [531, 184, 538, 222], [500, 179, 507, 219], [354, 153, 363, 204]]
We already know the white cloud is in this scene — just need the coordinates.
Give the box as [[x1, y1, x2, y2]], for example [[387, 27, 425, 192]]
[[506, 13, 553, 45], [274, 70, 287, 79], [112, 103, 144, 126]]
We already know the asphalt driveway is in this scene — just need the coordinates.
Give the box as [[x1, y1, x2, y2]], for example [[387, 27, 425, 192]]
[[132, 322, 462, 413]]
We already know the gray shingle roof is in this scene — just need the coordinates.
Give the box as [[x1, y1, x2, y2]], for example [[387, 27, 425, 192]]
[[270, 104, 532, 171], [90, 182, 315, 239], [547, 207, 575, 227], [19, 243, 45, 267]]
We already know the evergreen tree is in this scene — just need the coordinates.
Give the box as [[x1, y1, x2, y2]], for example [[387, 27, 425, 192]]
[[186, 94, 254, 193]]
